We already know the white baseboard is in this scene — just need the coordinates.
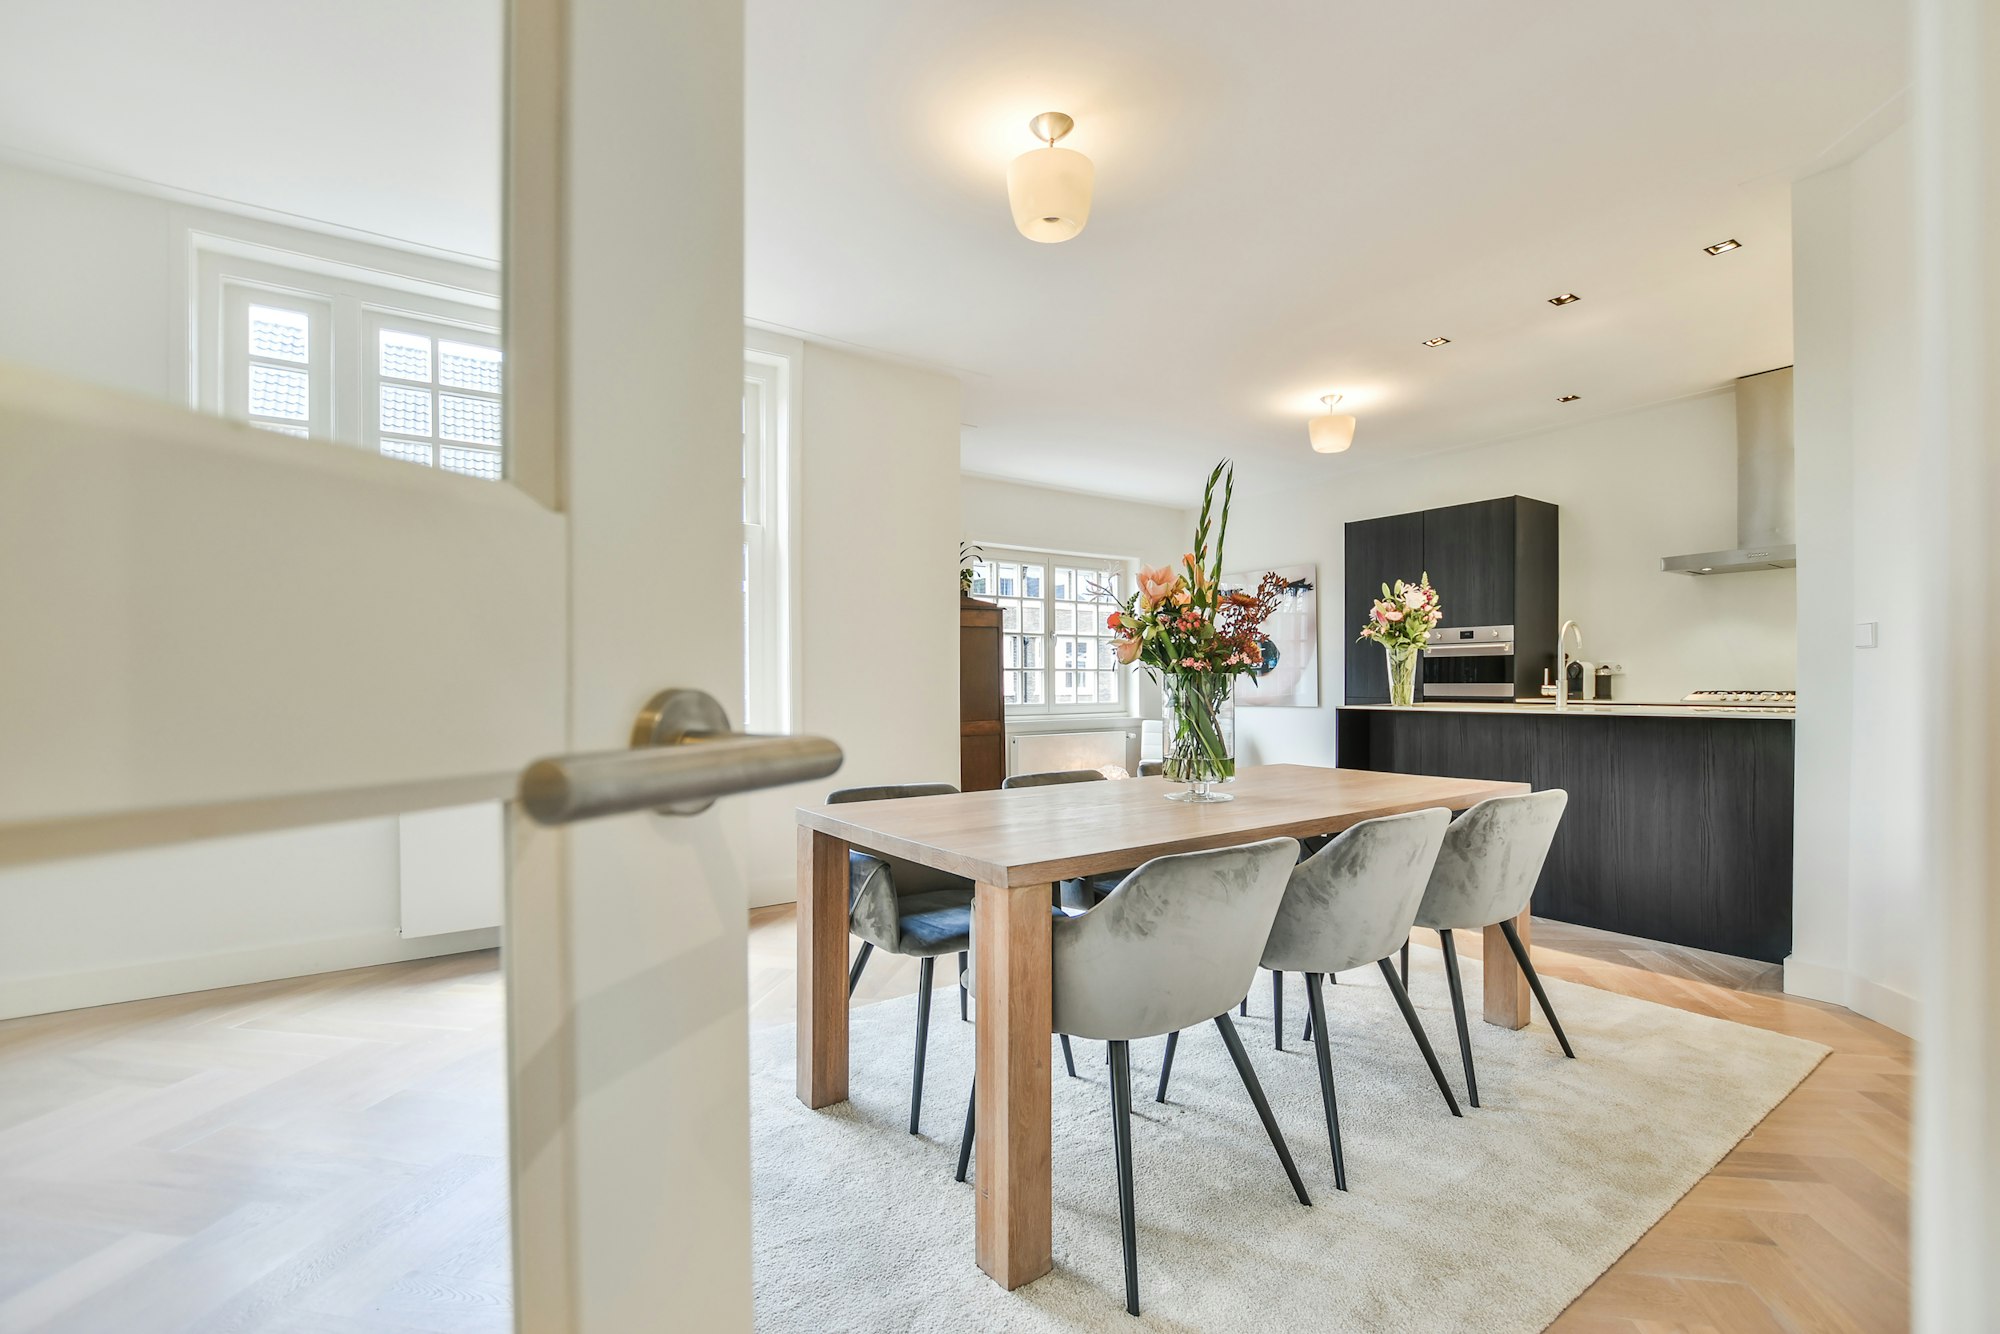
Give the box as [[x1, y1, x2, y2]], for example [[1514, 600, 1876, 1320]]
[[0, 926, 501, 1021], [748, 876, 797, 910], [1783, 954, 1918, 1036]]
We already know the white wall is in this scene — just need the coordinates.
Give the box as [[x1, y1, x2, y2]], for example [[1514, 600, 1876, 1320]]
[[1789, 122, 1922, 1035], [962, 473, 1188, 568], [736, 343, 962, 907], [1217, 391, 1799, 767], [0, 160, 511, 1019]]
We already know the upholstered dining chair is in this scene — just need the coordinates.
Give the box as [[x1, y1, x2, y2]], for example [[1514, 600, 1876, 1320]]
[[1243, 808, 1461, 1190], [829, 782, 975, 1135], [1001, 769, 1117, 916], [1413, 789, 1574, 1108], [954, 838, 1310, 1317], [1000, 767, 1107, 789]]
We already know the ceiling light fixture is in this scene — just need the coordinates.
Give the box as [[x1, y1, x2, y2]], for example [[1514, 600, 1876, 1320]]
[[1421, 336, 1451, 347], [1309, 394, 1357, 454], [1548, 293, 1580, 306], [1007, 112, 1094, 243], [1558, 394, 1582, 403], [1703, 239, 1742, 255]]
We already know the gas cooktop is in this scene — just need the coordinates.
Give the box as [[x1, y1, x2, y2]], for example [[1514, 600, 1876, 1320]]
[[1681, 689, 1797, 707]]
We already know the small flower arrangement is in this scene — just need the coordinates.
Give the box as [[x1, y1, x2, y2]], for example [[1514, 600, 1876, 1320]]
[[1357, 574, 1442, 649], [1106, 460, 1285, 798]]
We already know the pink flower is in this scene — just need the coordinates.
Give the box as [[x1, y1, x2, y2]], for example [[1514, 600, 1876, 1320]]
[[1171, 588, 1192, 608], [1382, 607, 1405, 622], [1136, 565, 1178, 608], [1114, 636, 1142, 664]]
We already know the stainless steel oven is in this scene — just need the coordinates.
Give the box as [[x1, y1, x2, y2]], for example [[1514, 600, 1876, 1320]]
[[1421, 624, 1516, 700]]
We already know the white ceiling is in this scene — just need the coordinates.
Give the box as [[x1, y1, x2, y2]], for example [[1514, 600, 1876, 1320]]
[[748, 1, 1908, 504], [0, 2, 1906, 507]]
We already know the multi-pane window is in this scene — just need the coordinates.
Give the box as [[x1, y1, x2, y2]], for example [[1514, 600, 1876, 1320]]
[[199, 248, 502, 479], [967, 548, 1128, 713], [369, 317, 504, 479]]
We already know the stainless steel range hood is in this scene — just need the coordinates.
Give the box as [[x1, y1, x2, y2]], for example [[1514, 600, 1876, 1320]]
[[1662, 366, 1796, 574]]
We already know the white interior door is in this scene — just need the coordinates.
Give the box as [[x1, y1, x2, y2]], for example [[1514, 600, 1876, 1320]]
[[0, 0, 758, 1328]]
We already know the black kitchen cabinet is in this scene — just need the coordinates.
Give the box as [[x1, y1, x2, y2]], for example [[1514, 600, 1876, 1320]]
[[1336, 707, 1795, 963], [1343, 510, 1424, 703], [1344, 495, 1558, 702], [1421, 498, 1516, 630]]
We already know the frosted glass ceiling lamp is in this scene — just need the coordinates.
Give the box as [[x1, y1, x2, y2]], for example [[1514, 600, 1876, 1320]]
[[1008, 112, 1094, 243], [1309, 394, 1357, 454]]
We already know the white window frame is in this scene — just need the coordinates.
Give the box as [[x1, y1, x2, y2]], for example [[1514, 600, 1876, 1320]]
[[970, 544, 1136, 717], [743, 331, 802, 734], [191, 236, 503, 474], [362, 308, 505, 478]]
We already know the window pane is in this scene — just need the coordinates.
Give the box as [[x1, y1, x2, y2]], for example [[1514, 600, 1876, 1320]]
[[999, 601, 1020, 632], [248, 305, 308, 362], [438, 339, 502, 392], [380, 438, 433, 465], [1054, 605, 1075, 634], [1023, 565, 1044, 598], [1053, 568, 1073, 601], [380, 383, 433, 435], [996, 563, 1019, 597], [380, 329, 432, 382], [439, 392, 502, 445], [439, 445, 503, 480], [1021, 603, 1045, 635], [1098, 673, 1118, 704], [969, 563, 993, 598], [1054, 671, 1075, 705], [1002, 672, 1021, 706], [1019, 638, 1044, 669], [248, 363, 310, 420], [1021, 671, 1044, 705]]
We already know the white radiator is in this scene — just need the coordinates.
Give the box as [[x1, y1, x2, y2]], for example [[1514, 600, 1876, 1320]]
[[1009, 728, 1135, 778]]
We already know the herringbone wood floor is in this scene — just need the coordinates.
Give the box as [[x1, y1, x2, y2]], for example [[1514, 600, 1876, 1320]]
[[0, 916, 1908, 1332], [752, 909, 1914, 1333]]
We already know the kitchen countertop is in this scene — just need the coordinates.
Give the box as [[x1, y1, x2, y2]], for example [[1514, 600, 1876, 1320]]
[[1337, 700, 1796, 720]]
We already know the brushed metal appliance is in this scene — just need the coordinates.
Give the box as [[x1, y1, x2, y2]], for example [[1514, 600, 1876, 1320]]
[[1419, 624, 1516, 700], [1662, 366, 1796, 574]]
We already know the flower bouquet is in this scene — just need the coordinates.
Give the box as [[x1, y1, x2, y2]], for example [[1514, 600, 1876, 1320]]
[[1106, 460, 1286, 801], [1357, 574, 1441, 706]]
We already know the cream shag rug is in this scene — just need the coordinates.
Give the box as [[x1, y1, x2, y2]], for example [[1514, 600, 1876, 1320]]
[[751, 957, 1825, 1332]]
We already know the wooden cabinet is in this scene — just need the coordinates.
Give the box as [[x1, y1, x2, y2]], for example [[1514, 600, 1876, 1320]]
[[959, 597, 1005, 791], [1344, 495, 1558, 702], [1342, 511, 1424, 704], [1336, 708, 1795, 962]]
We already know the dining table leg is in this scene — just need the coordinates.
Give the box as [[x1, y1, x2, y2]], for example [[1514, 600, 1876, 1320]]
[[1481, 907, 1532, 1029], [797, 827, 851, 1107], [973, 880, 1054, 1290]]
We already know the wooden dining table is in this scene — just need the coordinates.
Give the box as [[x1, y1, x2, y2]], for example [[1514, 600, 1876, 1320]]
[[794, 762, 1532, 1291]]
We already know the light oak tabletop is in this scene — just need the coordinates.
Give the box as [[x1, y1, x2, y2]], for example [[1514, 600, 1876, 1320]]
[[796, 763, 1528, 888]]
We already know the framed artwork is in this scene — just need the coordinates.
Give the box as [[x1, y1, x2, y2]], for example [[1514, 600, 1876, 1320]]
[[1223, 563, 1318, 708]]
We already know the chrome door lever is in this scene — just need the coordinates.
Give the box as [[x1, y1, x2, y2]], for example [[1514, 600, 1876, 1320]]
[[518, 688, 841, 823]]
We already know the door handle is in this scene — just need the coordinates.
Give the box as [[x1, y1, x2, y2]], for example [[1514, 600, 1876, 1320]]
[[518, 688, 842, 823]]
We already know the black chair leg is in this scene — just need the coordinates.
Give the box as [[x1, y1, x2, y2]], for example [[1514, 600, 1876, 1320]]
[[1060, 1034, 1078, 1079], [1302, 973, 1319, 1043], [847, 941, 873, 997], [1377, 958, 1462, 1117], [1155, 1031, 1178, 1103], [1107, 1040, 1141, 1317], [1272, 970, 1284, 1051], [1302, 973, 1347, 1190], [1212, 1013, 1312, 1206], [955, 1077, 975, 1182], [1437, 929, 1479, 1107], [910, 956, 935, 1134], [1239, 996, 1248, 1017], [1500, 919, 1576, 1058], [957, 950, 968, 1022], [1400, 937, 1411, 986]]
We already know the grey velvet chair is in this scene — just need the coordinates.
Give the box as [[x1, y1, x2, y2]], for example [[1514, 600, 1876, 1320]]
[[1243, 808, 1461, 1190], [954, 838, 1310, 1318], [1413, 789, 1574, 1108], [830, 782, 975, 1135], [1136, 760, 1164, 777], [1000, 767, 1107, 789]]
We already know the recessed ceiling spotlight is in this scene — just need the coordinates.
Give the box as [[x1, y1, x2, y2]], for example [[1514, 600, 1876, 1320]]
[[1703, 239, 1742, 255], [1547, 293, 1580, 306], [1557, 394, 1582, 403], [1421, 336, 1451, 347]]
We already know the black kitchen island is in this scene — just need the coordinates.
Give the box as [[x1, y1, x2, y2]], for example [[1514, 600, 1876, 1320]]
[[1336, 702, 1794, 963]]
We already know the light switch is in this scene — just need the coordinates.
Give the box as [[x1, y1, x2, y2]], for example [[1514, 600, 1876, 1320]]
[[1854, 622, 1879, 649]]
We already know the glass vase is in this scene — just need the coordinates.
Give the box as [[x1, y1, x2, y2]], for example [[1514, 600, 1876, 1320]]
[[1161, 672, 1236, 802], [1386, 641, 1420, 707]]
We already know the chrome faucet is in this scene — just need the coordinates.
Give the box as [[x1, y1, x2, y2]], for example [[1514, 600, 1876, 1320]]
[[1555, 620, 1583, 709]]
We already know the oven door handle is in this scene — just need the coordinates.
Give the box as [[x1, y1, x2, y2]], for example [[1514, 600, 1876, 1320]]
[[1423, 642, 1515, 657]]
